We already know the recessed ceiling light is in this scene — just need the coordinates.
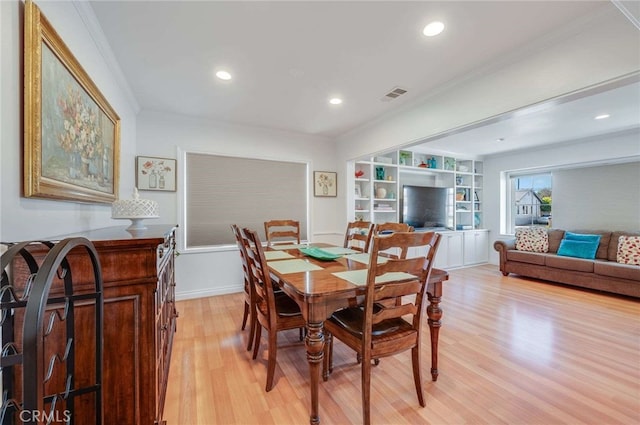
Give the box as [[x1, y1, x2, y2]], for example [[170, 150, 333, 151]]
[[215, 70, 232, 81], [496, 138, 505, 142], [423, 21, 445, 37], [594, 114, 610, 120], [329, 98, 343, 105]]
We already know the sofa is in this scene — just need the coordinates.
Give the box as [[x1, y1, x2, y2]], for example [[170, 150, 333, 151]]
[[494, 229, 640, 298]]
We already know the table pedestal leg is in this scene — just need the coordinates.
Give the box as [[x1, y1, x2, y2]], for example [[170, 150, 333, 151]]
[[427, 289, 442, 381], [306, 321, 324, 425]]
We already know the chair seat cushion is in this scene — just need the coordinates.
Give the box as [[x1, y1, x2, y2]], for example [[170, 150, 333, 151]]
[[274, 291, 302, 317], [329, 306, 411, 337]]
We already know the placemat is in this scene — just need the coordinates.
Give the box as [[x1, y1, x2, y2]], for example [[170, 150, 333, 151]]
[[331, 270, 416, 286], [344, 253, 389, 265], [268, 259, 323, 274], [264, 251, 295, 261]]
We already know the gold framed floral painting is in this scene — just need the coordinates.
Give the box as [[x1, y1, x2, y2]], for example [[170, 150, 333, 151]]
[[136, 156, 177, 191], [314, 171, 337, 197], [23, 0, 120, 204]]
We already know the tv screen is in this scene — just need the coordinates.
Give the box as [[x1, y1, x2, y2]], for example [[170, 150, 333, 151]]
[[401, 185, 453, 230]]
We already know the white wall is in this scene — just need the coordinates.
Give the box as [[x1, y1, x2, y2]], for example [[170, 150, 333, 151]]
[[483, 130, 640, 264], [136, 110, 341, 299], [0, 0, 138, 241]]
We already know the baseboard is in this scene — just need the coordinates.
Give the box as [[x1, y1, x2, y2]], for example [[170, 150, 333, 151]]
[[176, 284, 242, 301]]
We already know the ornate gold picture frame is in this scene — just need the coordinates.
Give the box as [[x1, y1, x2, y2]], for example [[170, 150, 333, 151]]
[[24, 0, 120, 204]]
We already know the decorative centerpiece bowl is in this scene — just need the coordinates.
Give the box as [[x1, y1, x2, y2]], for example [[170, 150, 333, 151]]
[[111, 188, 159, 230]]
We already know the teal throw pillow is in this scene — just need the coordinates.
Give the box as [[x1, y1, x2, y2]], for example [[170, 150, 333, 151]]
[[564, 232, 601, 244], [557, 239, 599, 259]]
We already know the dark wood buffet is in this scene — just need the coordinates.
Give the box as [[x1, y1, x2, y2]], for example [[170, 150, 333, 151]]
[[7, 225, 178, 424]]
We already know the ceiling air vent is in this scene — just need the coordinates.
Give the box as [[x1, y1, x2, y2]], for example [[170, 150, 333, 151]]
[[381, 86, 408, 101]]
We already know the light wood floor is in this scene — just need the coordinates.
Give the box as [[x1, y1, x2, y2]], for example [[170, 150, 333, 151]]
[[163, 265, 640, 424]]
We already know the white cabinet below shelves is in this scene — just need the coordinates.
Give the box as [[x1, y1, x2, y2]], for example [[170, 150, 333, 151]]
[[463, 230, 489, 265], [433, 231, 464, 269], [408, 230, 489, 269]]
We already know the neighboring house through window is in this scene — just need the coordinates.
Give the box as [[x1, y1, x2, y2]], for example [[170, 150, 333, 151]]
[[505, 172, 552, 233]]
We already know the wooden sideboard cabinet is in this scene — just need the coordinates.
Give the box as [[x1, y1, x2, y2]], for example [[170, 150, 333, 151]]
[[13, 225, 178, 424]]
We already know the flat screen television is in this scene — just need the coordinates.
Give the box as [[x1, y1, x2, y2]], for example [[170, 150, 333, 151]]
[[401, 185, 453, 230]]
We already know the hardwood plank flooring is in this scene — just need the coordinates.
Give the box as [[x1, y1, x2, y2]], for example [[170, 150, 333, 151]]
[[163, 265, 640, 424]]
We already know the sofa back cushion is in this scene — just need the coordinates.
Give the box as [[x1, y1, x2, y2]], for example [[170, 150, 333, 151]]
[[609, 231, 640, 261], [515, 227, 548, 252], [547, 229, 565, 253]]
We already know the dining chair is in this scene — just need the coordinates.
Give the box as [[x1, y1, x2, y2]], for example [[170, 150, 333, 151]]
[[231, 224, 258, 351], [243, 227, 306, 392], [343, 221, 374, 253], [264, 219, 301, 247], [372, 222, 415, 259], [322, 231, 441, 425]]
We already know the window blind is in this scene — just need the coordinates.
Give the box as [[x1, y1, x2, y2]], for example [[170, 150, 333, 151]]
[[185, 152, 308, 248]]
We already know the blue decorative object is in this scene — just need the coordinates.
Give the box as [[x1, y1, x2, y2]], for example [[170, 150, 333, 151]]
[[557, 239, 599, 259], [564, 232, 601, 243], [375, 167, 385, 180]]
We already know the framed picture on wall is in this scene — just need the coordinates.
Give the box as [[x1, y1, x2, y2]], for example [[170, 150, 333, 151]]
[[314, 171, 337, 197], [136, 156, 177, 191], [23, 0, 120, 204]]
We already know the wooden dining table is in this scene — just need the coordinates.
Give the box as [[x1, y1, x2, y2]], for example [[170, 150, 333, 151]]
[[265, 243, 449, 425]]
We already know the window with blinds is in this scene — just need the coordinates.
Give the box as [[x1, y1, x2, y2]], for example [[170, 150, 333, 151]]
[[185, 152, 308, 248]]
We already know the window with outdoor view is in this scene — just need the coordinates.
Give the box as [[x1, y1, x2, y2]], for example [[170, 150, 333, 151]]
[[509, 172, 552, 233]]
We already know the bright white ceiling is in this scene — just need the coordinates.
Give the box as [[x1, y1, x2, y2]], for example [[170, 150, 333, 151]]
[[88, 0, 640, 155]]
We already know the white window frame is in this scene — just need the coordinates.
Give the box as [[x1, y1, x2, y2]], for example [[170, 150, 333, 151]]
[[177, 148, 310, 253], [502, 171, 553, 235]]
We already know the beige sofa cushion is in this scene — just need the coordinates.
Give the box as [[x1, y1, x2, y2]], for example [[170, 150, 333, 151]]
[[545, 255, 595, 273], [595, 261, 640, 280], [506, 250, 547, 265], [547, 229, 565, 253]]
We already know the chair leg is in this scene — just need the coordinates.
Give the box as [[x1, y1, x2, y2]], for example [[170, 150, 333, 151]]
[[361, 353, 372, 425], [328, 332, 334, 374], [265, 330, 278, 392], [246, 308, 257, 351], [299, 327, 304, 341], [411, 346, 425, 407], [252, 325, 262, 360], [322, 332, 333, 381], [241, 300, 249, 330]]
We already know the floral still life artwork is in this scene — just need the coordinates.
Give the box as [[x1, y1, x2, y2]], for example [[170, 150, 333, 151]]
[[24, 0, 121, 204], [136, 156, 177, 191], [314, 171, 337, 197], [48, 78, 115, 193]]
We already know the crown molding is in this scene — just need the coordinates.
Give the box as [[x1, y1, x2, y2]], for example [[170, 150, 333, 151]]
[[72, 0, 140, 114]]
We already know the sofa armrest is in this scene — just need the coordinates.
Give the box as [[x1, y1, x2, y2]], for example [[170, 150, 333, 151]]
[[494, 239, 516, 275]]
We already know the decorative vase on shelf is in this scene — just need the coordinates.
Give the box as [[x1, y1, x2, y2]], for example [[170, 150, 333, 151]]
[[376, 187, 387, 199]]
